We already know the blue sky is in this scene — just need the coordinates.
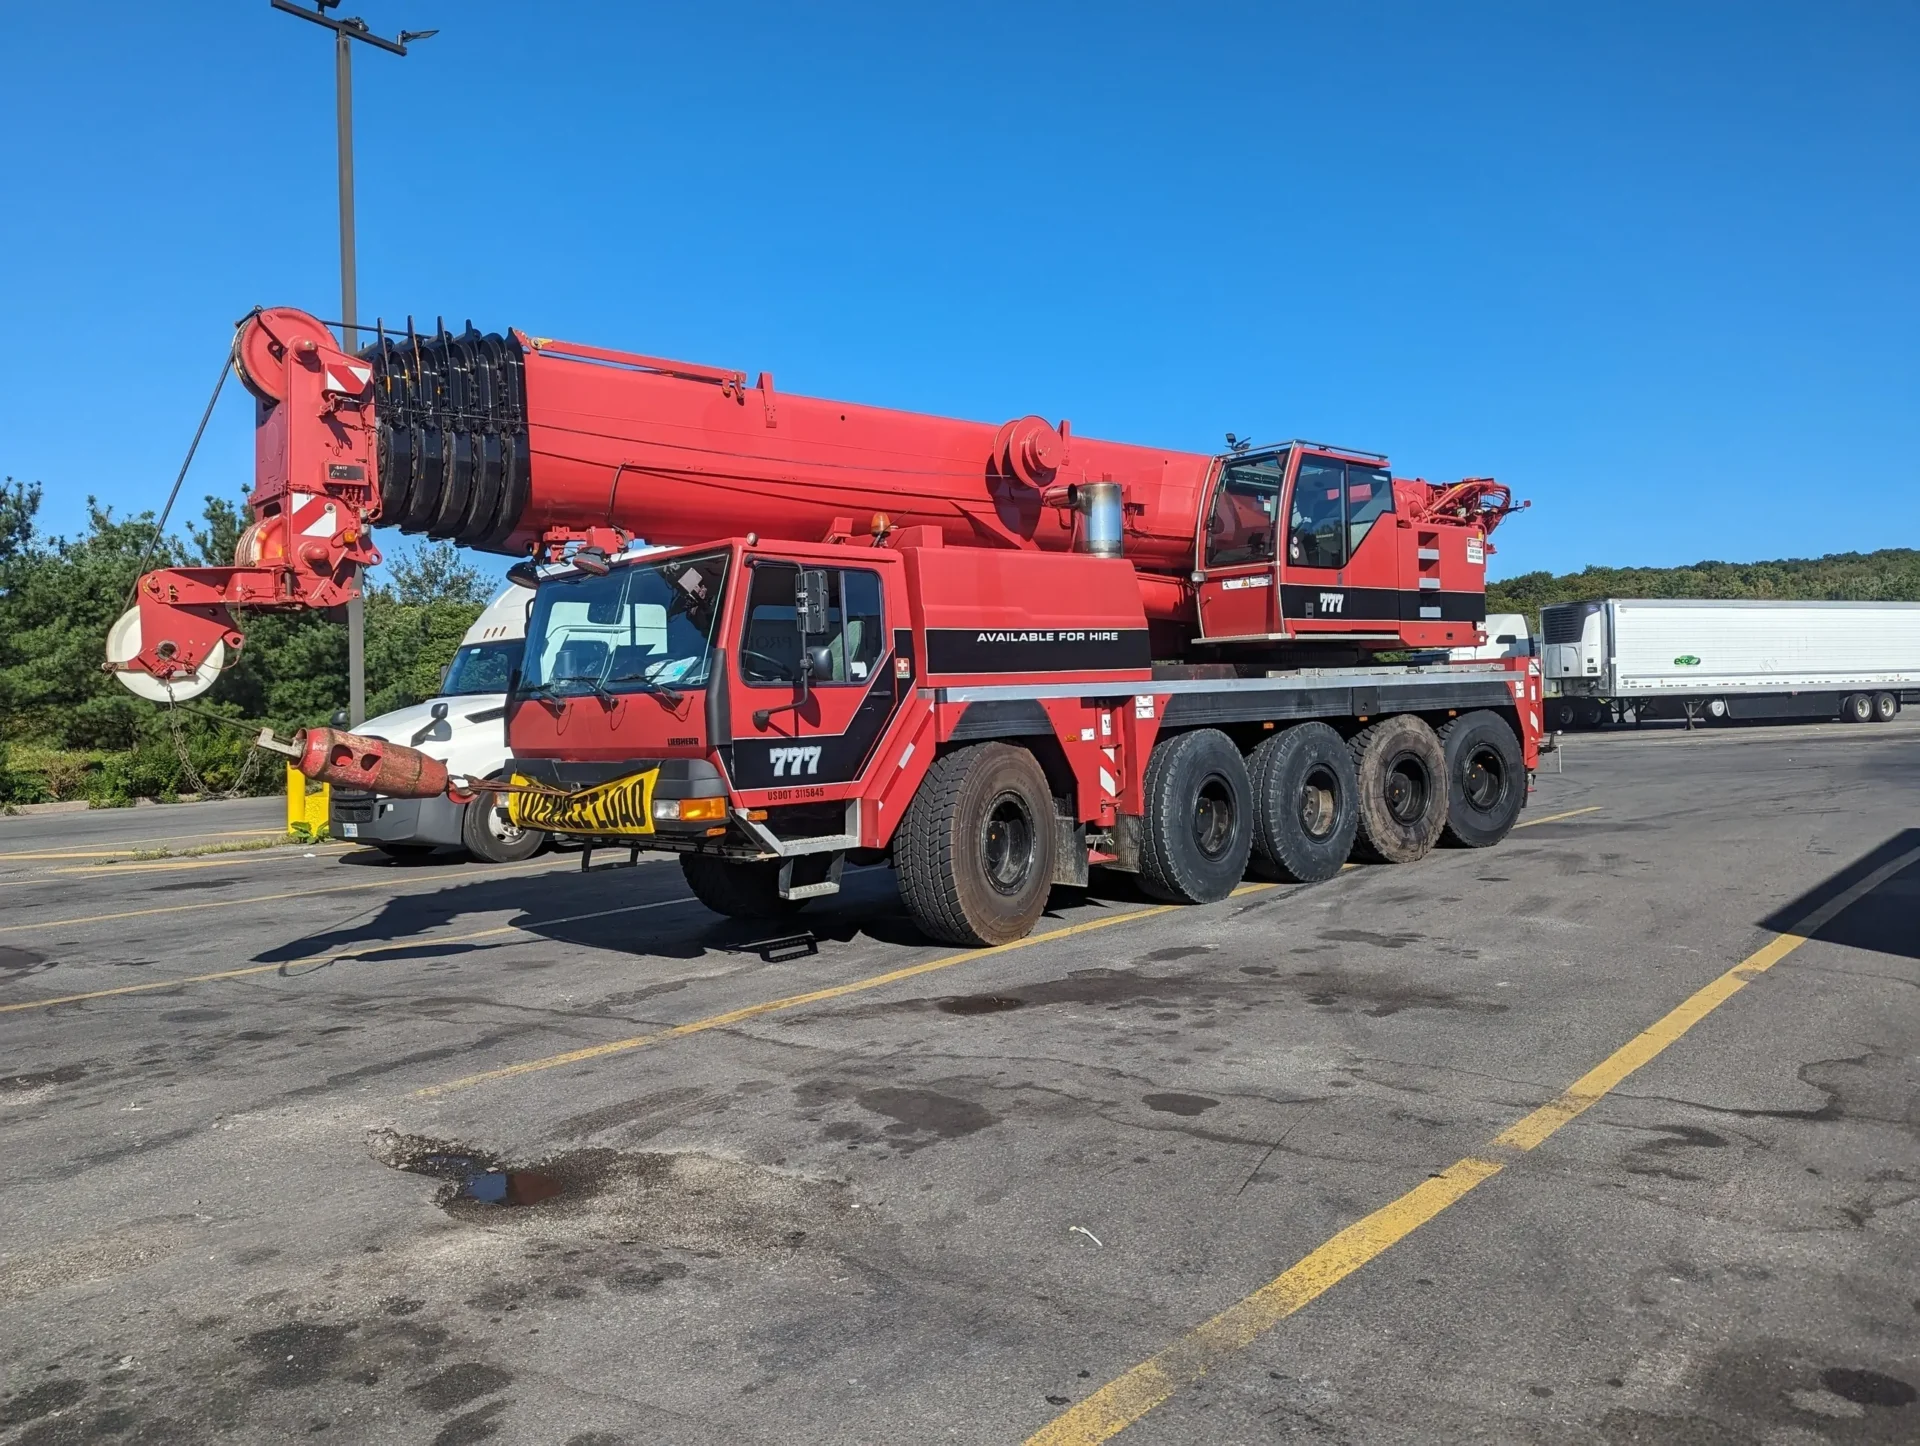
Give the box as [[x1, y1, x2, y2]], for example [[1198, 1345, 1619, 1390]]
[[2, 1, 1914, 582]]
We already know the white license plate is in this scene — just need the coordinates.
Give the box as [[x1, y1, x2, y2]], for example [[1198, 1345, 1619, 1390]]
[[340, 823, 358, 838]]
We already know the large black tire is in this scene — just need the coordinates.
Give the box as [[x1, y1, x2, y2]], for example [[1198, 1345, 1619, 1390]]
[[1872, 691, 1898, 722], [895, 743, 1056, 946], [1137, 729, 1254, 904], [1842, 693, 1873, 723], [1348, 715, 1448, 864], [1247, 722, 1359, 883], [460, 788, 543, 863], [680, 855, 804, 920], [1437, 711, 1526, 849], [1543, 697, 1575, 732]]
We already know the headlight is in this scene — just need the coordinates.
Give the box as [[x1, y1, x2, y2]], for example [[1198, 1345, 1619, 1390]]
[[652, 796, 728, 823]]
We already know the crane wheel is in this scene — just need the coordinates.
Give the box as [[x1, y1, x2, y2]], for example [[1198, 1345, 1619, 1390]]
[[1137, 729, 1254, 904], [896, 744, 1056, 946], [680, 856, 805, 920], [1247, 723, 1359, 883], [1348, 715, 1448, 864], [1437, 711, 1526, 849]]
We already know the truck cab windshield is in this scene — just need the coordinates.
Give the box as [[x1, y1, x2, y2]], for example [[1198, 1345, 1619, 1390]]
[[519, 551, 729, 697], [440, 641, 523, 696]]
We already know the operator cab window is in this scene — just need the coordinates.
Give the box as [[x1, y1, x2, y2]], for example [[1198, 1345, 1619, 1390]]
[[1345, 463, 1394, 556], [1289, 457, 1346, 569], [1205, 451, 1287, 569], [740, 565, 884, 685]]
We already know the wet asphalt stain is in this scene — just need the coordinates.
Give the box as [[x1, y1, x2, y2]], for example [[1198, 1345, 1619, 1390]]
[[2, 1063, 86, 1093], [1821, 1367, 1916, 1408], [611, 1262, 689, 1291], [1319, 928, 1421, 950], [1143, 1093, 1220, 1117], [433, 1397, 511, 1445], [1296, 970, 1507, 1018], [240, 1321, 356, 1389], [1139, 946, 1217, 963], [407, 1362, 513, 1413], [1623, 1122, 1734, 1181], [939, 994, 1025, 1015], [0, 1378, 87, 1425], [854, 1086, 996, 1141], [0, 945, 53, 980]]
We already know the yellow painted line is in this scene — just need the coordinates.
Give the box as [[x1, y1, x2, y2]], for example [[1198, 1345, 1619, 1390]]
[[0, 855, 567, 936], [411, 888, 1285, 1098], [58, 847, 352, 877], [0, 828, 283, 861], [0, 895, 700, 1014], [1514, 805, 1601, 828], [1026, 844, 1920, 1445]]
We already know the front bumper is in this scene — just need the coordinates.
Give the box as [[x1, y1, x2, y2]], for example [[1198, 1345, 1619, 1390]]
[[331, 791, 466, 847]]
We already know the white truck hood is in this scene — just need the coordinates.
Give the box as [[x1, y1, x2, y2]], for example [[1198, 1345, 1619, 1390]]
[[354, 694, 512, 783]]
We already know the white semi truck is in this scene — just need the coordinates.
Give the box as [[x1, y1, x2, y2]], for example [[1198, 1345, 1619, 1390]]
[[329, 587, 541, 862], [1540, 598, 1920, 729]]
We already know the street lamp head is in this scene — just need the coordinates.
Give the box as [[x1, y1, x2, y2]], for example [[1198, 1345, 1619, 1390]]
[[399, 28, 438, 42]]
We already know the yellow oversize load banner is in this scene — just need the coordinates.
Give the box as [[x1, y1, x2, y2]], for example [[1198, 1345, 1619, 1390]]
[[507, 770, 657, 837]]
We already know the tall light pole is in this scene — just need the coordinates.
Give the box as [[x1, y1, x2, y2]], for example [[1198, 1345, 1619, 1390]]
[[270, 0, 436, 724]]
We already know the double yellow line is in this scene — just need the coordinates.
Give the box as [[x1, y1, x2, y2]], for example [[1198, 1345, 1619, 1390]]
[[1024, 843, 1920, 1444]]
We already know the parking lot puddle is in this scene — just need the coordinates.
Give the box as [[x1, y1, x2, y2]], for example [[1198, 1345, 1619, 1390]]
[[457, 1169, 564, 1207]]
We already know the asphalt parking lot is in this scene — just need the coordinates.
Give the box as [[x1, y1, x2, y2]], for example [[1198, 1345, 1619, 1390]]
[[2, 719, 1916, 1446]]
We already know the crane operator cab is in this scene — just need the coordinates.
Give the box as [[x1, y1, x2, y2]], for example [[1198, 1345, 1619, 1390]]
[[1196, 443, 1473, 655]]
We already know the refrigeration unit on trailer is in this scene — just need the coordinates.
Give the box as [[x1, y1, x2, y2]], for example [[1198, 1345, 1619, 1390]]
[[1540, 598, 1920, 728]]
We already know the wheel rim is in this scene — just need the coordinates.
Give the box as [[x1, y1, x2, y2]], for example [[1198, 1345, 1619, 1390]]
[[1297, 764, 1340, 841], [1192, 774, 1236, 860], [980, 791, 1036, 895], [1382, 752, 1430, 825], [484, 796, 525, 844], [1459, 745, 1504, 813]]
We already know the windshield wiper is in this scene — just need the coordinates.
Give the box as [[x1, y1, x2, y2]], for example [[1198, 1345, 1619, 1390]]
[[521, 674, 615, 706], [606, 672, 685, 705]]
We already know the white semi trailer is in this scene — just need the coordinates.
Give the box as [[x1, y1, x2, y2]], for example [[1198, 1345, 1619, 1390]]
[[1540, 599, 1920, 729]]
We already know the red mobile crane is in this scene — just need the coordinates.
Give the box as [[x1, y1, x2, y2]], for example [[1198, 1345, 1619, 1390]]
[[112, 307, 1537, 945]]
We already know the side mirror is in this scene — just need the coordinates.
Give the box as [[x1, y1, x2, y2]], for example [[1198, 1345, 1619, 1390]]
[[803, 644, 833, 679], [330, 709, 350, 728], [795, 568, 829, 636], [431, 701, 449, 721]]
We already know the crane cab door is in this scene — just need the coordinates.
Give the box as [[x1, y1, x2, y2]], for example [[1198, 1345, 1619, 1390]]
[[1195, 453, 1286, 639], [1277, 453, 1398, 635], [727, 558, 900, 795]]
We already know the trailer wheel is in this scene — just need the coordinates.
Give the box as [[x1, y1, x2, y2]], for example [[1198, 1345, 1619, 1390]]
[[460, 787, 543, 863], [1437, 711, 1525, 849], [1348, 715, 1448, 864], [680, 856, 804, 920], [1247, 723, 1359, 883], [1137, 729, 1254, 904], [1872, 691, 1898, 722], [895, 743, 1056, 946], [1842, 693, 1873, 723]]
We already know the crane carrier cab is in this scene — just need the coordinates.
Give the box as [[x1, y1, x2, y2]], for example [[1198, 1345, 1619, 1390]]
[[500, 512, 1542, 947]]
